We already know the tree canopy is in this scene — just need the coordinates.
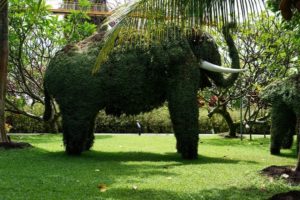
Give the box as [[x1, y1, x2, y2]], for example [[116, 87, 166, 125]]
[[95, 0, 265, 70]]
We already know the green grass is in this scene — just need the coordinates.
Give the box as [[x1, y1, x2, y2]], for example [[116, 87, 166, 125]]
[[0, 134, 299, 200]]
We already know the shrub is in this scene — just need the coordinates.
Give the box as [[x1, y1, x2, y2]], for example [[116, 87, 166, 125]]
[[6, 114, 45, 133], [6, 106, 270, 134]]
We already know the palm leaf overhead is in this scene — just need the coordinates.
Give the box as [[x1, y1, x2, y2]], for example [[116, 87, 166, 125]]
[[94, 0, 265, 71], [0, 0, 7, 11]]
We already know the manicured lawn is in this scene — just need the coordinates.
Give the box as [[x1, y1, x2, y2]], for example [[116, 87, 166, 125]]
[[0, 134, 299, 200]]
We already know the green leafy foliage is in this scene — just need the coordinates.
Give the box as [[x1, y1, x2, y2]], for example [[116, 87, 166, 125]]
[[78, 0, 92, 10], [198, 12, 299, 138], [266, 0, 281, 12], [261, 76, 299, 104], [6, 0, 97, 129], [7, 0, 65, 123], [62, 10, 97, 43]]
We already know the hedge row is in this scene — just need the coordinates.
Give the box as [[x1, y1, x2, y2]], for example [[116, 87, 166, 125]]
[[6, 106, 269, 134]]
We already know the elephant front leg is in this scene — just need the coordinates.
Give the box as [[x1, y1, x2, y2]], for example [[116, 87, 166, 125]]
[[167, 67, 199, 159], [168, 92, 199, 159], [61, 113, 96, 155], [84, 115, 97, 151]]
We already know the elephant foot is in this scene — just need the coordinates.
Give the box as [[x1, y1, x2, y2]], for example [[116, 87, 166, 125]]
[[84, 146, 92, 152], [270, 147, 280, 155], [181, 148, 198, 160], [84, 139, 94, 151], [176, 140, 182, 153], [180, 143, 198, 160], [282, 138, 293, 149], [175, 134, 199, 159], [66, 144, 83, 155]]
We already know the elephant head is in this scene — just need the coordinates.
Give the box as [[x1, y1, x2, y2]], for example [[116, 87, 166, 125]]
[[188, 23, 242, 89]]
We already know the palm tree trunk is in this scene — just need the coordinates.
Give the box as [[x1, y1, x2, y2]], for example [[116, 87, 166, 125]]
[[0, 0, 9, 143]]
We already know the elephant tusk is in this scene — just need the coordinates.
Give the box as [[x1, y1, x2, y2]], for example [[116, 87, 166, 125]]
[[200, 61, 246, 73]]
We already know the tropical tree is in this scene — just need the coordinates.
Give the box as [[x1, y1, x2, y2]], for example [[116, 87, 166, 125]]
[[1, 0, 97, 141], [6, 0, 65, 133], [6, 0, 97, 133], [204, 13, 298, 138], [267, 0, 300, 176], [0, 0, 9, 143]]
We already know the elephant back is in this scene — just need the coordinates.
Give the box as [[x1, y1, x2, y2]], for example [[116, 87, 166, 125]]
[[101, 45, 168, 116]]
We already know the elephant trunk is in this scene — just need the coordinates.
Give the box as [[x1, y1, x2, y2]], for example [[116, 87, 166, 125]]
[[204, 23, 242, 88], [221, 23, 241, 86]]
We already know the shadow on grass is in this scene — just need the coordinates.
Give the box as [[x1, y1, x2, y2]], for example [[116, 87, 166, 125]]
[[38, 149, 258, 165], [99, 186, 290, 200], [0, 143, 272, 200], [203, 137, 270, 147], [275, 148, 297, 159], [5, 134, 259, 166], [10, 134, 113, 144]]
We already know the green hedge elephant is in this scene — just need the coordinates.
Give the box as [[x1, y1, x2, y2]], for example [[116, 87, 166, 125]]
[[44, 24, 242, 159], [261, 75, 300, 155]]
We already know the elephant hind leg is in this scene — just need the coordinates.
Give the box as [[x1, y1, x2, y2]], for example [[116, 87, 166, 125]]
[[282, 112, 296, 149], [63, 117, 87, 155], [281, 128, 295, 149], [270, 101, 294, 155], [270, 147, 280, 155]]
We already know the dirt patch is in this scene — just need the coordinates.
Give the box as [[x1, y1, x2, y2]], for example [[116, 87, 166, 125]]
[[261, 165, 294, 178], [262, 166, 300, 199], [261, 165, 300, 184], [268, 190, 300, 200], [0, 141, 32, 149]]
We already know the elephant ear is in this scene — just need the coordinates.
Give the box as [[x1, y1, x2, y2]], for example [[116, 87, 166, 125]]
[[188, 32, 222, 65], [188, 31, 226, 88]]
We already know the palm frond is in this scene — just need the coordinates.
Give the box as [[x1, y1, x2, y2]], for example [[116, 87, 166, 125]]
[[94, 0, 265, 71]]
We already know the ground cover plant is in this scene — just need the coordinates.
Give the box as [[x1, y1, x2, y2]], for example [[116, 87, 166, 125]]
[[0, 134, 299, 200]]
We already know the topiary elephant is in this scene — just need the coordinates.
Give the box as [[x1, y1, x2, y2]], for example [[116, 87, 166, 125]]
[[261, 74, 300, 155], [43, 24, 243, 159]]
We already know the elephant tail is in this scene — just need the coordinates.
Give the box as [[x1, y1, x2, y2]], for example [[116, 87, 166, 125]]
[[43, 86, 52, 121]]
